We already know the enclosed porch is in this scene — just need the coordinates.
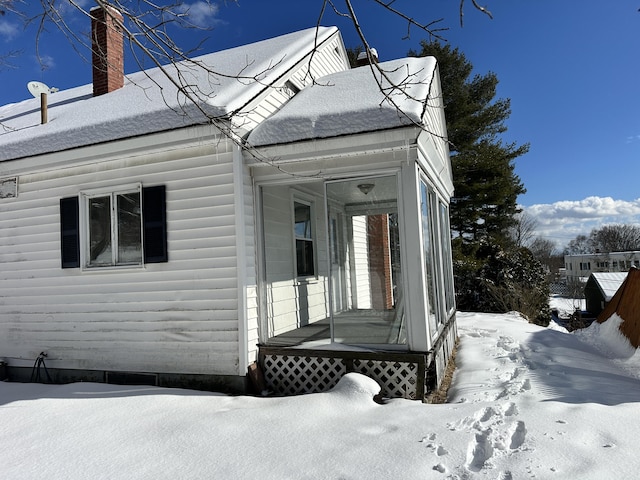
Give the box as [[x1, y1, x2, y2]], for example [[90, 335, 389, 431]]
[[255, 164, 457, 400]]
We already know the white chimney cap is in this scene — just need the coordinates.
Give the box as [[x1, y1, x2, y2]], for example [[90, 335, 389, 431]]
[[357, 48, 378, 61]]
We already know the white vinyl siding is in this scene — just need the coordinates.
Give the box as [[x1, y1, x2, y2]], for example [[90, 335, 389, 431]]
[[237, 33, 350, 133], [0, 131, 243, 376], [351, 215, 372, 309], [261, 184, 329, 338], [416, 67, 454, 199]]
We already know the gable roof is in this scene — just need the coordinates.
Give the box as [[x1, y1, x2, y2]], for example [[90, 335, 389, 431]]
[[0, 26, 338, 161], [597, 268, 640, 347], [247, 57, 438, 147], [588, 272, 628, 301]]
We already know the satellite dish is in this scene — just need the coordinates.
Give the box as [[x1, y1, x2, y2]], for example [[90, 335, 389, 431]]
[[27, 81, 53, 98]]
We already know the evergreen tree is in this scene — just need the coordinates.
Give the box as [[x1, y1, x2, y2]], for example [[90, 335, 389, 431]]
[[409, 41, 528, 244], [409, 41, 546, 320], [346, 46, 364, 68]]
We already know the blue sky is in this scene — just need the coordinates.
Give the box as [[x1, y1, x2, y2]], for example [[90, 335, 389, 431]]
[[0, 1, 639, 248]]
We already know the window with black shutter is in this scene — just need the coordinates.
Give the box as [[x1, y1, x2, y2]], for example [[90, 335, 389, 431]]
[[60, 197, 80, 268], [60, 185, 167, 269], [143, 185, 168, 263]]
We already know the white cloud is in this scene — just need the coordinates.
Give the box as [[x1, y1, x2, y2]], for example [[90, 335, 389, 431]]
[[177, 1, 221, 28], [34, 54, 56, 71], [57, 0, 92, 15], [0, 20, 19, 40], [523, 196, 640, 249]]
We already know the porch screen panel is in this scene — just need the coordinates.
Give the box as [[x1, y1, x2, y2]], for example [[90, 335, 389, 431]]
[[420, 180, 439, 334], [261, 184, 331, 344], [326, 175, 406, 346], [439, 200, 456, 315]]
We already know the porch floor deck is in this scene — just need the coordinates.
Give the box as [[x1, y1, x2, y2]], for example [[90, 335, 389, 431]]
[[264, 310, 405, 347]]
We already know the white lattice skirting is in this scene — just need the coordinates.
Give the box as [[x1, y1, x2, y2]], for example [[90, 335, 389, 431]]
[[259, 314, 457, 401], [259, 348, 429, 400]]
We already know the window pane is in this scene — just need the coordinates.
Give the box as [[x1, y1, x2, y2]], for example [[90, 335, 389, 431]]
[[294, 201, 314, 276], [294, 202, 312, 239], [296, 239, 314, 276], [89, 196, 112, 265], [420, 182, 438, 333], [117, 192, 142, 264], [439, 201, 455, 313]]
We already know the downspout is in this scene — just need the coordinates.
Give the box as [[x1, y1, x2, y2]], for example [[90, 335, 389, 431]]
[[233, 143, 249, 377]]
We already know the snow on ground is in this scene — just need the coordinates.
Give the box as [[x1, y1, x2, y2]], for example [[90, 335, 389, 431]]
[[549, 294, 585, 318], [3, 309, 640, 479]]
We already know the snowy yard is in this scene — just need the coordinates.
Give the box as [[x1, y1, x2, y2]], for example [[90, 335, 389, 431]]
[[3, 305, 640, 479]]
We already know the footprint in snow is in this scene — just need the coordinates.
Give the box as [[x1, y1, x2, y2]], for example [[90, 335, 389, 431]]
[[497, 369, 517, 382], [466, 329, 495, 338], [466, 428, 494, 472], [497, 335, 519, 353], [477, 406, 498, 423], [503, 402, 518, 416], [509, 421, 527, 449], [432, 463, 447, 473], [436, 445, 449, 456], [449, 413, 482, 431], [421, 435, 449, 457]]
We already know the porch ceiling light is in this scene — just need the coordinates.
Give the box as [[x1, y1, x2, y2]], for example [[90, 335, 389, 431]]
[[357, 183, 375, 195]]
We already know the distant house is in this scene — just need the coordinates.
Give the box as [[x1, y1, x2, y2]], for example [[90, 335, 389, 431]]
[[584, 272, 628, 316], [0, 7, 456, 400], [564, 251, 640, 282], [596, 268, 640, 347]]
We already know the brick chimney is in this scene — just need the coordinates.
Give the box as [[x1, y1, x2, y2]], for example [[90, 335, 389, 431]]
[[91, 6, 124, 96]]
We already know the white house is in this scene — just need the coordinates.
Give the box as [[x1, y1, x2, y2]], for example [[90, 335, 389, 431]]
[[564, 251, 640, 282], [0, 7, 456, 400]]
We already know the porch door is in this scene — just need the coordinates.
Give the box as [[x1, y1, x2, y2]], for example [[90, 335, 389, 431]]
[[325, 175, 406, 346]]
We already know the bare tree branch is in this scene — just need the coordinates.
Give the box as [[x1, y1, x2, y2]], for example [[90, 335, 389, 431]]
[[459, 0, 493, 27], [1, 0, 495, 175], [372, 0, 448, 41]]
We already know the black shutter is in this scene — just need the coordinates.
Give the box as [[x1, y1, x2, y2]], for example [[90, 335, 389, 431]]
[[142, 185, 168, 263], [60, 196, 80, 268]]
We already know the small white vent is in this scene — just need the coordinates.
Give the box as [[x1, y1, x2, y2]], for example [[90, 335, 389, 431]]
[[283, 80, 301, 99]]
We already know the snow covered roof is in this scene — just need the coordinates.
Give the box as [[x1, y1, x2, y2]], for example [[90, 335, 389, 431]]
[[247, 57, 438, 147], [0, 27, 337, 161], [590, 272, 628, 301]]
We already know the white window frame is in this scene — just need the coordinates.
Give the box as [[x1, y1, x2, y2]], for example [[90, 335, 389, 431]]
[[291, 194, 317, 280], [79, 183, 144, 270]]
